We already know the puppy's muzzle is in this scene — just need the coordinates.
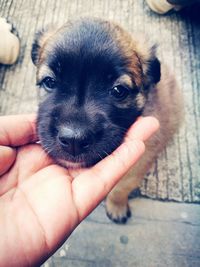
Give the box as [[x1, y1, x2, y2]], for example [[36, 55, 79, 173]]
[[57, 125, 95, 157]]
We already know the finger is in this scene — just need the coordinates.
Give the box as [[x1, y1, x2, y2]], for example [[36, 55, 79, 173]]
[[0, 144, 53, 196], [73, 140, 145, 220], [69, 116, 159, 178], [0, 146, 16, 175], [72, 116, 159, 220], [15, 144, 54, 181], [0, 114, 37, 146], [126, 116, 160, 142]]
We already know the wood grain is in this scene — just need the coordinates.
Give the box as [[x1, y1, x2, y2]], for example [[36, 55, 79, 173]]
[[0, 0, 199, 203]]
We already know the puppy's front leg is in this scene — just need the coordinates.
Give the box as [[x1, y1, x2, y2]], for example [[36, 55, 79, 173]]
[[106, 147, 157, 224], [106, 171, 142, 224]]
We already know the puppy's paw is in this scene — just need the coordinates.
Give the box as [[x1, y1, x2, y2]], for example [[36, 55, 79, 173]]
[[105, 199, 131, 224]]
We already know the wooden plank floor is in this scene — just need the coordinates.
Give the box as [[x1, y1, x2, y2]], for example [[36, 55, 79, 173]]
[[0, 1, 200, 266], [0, 0, 199, 203]]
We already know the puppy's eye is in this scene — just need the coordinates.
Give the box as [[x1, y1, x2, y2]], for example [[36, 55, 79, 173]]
[[41, 77, 56, 92], [110, 85, 129, 100]]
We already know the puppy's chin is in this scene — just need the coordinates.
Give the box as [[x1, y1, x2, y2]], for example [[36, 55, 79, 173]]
[[52, 153, 105, 169], [57, 159, 86, 169], [38, 123, 126, 169], [40, 138, 122, 169]]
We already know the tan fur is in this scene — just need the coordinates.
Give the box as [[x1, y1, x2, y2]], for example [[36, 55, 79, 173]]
[[37, 27, 58, 64], [109, 23, 158, 88], [115, 74, 133, 89], [37, 64, 55, 82], [135, 93, 146, 109], [106, 65, 184, 221], [111, 24, 144, 87]]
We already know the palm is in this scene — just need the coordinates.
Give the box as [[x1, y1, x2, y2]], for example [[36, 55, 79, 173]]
[[0, 143, 132, 266], [0, 144, 81, 265]]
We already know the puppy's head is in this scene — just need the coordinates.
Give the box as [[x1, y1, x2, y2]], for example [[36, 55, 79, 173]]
[[32, 18, 160, 168]]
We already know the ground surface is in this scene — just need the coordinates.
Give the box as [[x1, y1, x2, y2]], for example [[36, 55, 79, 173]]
[[0, 0, 200, 266]]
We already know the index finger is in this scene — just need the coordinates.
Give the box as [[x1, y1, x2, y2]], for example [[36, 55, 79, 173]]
[[72, 116, 159, 220], [126, 116, 160, 141], [0, 114, 37, 146]]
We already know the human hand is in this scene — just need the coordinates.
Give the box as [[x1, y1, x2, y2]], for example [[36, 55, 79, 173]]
[[0, 114, 159, 266]]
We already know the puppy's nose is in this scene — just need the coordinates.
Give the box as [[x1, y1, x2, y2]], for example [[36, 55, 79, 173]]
[[58, 126, 93, 156]]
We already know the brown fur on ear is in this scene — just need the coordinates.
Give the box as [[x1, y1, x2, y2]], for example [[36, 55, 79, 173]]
[[31, 27, 57, 65], [110, 25, 161, 87], [131, 35, 161, 85], [109, 23, 144, 87]]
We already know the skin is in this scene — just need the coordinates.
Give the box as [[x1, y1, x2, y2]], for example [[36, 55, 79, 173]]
[[0, 114, 159, 267]]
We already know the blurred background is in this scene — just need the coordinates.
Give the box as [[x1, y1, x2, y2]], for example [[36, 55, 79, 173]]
[[0, 0, 200, 266]]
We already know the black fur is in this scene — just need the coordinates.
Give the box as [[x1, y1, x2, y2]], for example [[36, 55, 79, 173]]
[[32, 19, 160, 168], [148, 57, 161, 84]]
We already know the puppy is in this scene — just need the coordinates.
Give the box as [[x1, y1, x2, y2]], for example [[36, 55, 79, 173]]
[[31, 18, 183, 223]]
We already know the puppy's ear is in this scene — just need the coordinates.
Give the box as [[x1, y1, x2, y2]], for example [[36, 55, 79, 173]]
[[147, 56, 161, 84], [31, 30, 44, 65], [134, 36, 161, 85], [142, 44, 161, 85], [31, 27, 57, 65]]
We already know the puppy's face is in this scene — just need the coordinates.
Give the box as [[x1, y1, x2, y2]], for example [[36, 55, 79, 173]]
[[32, 18, 160, 168]]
